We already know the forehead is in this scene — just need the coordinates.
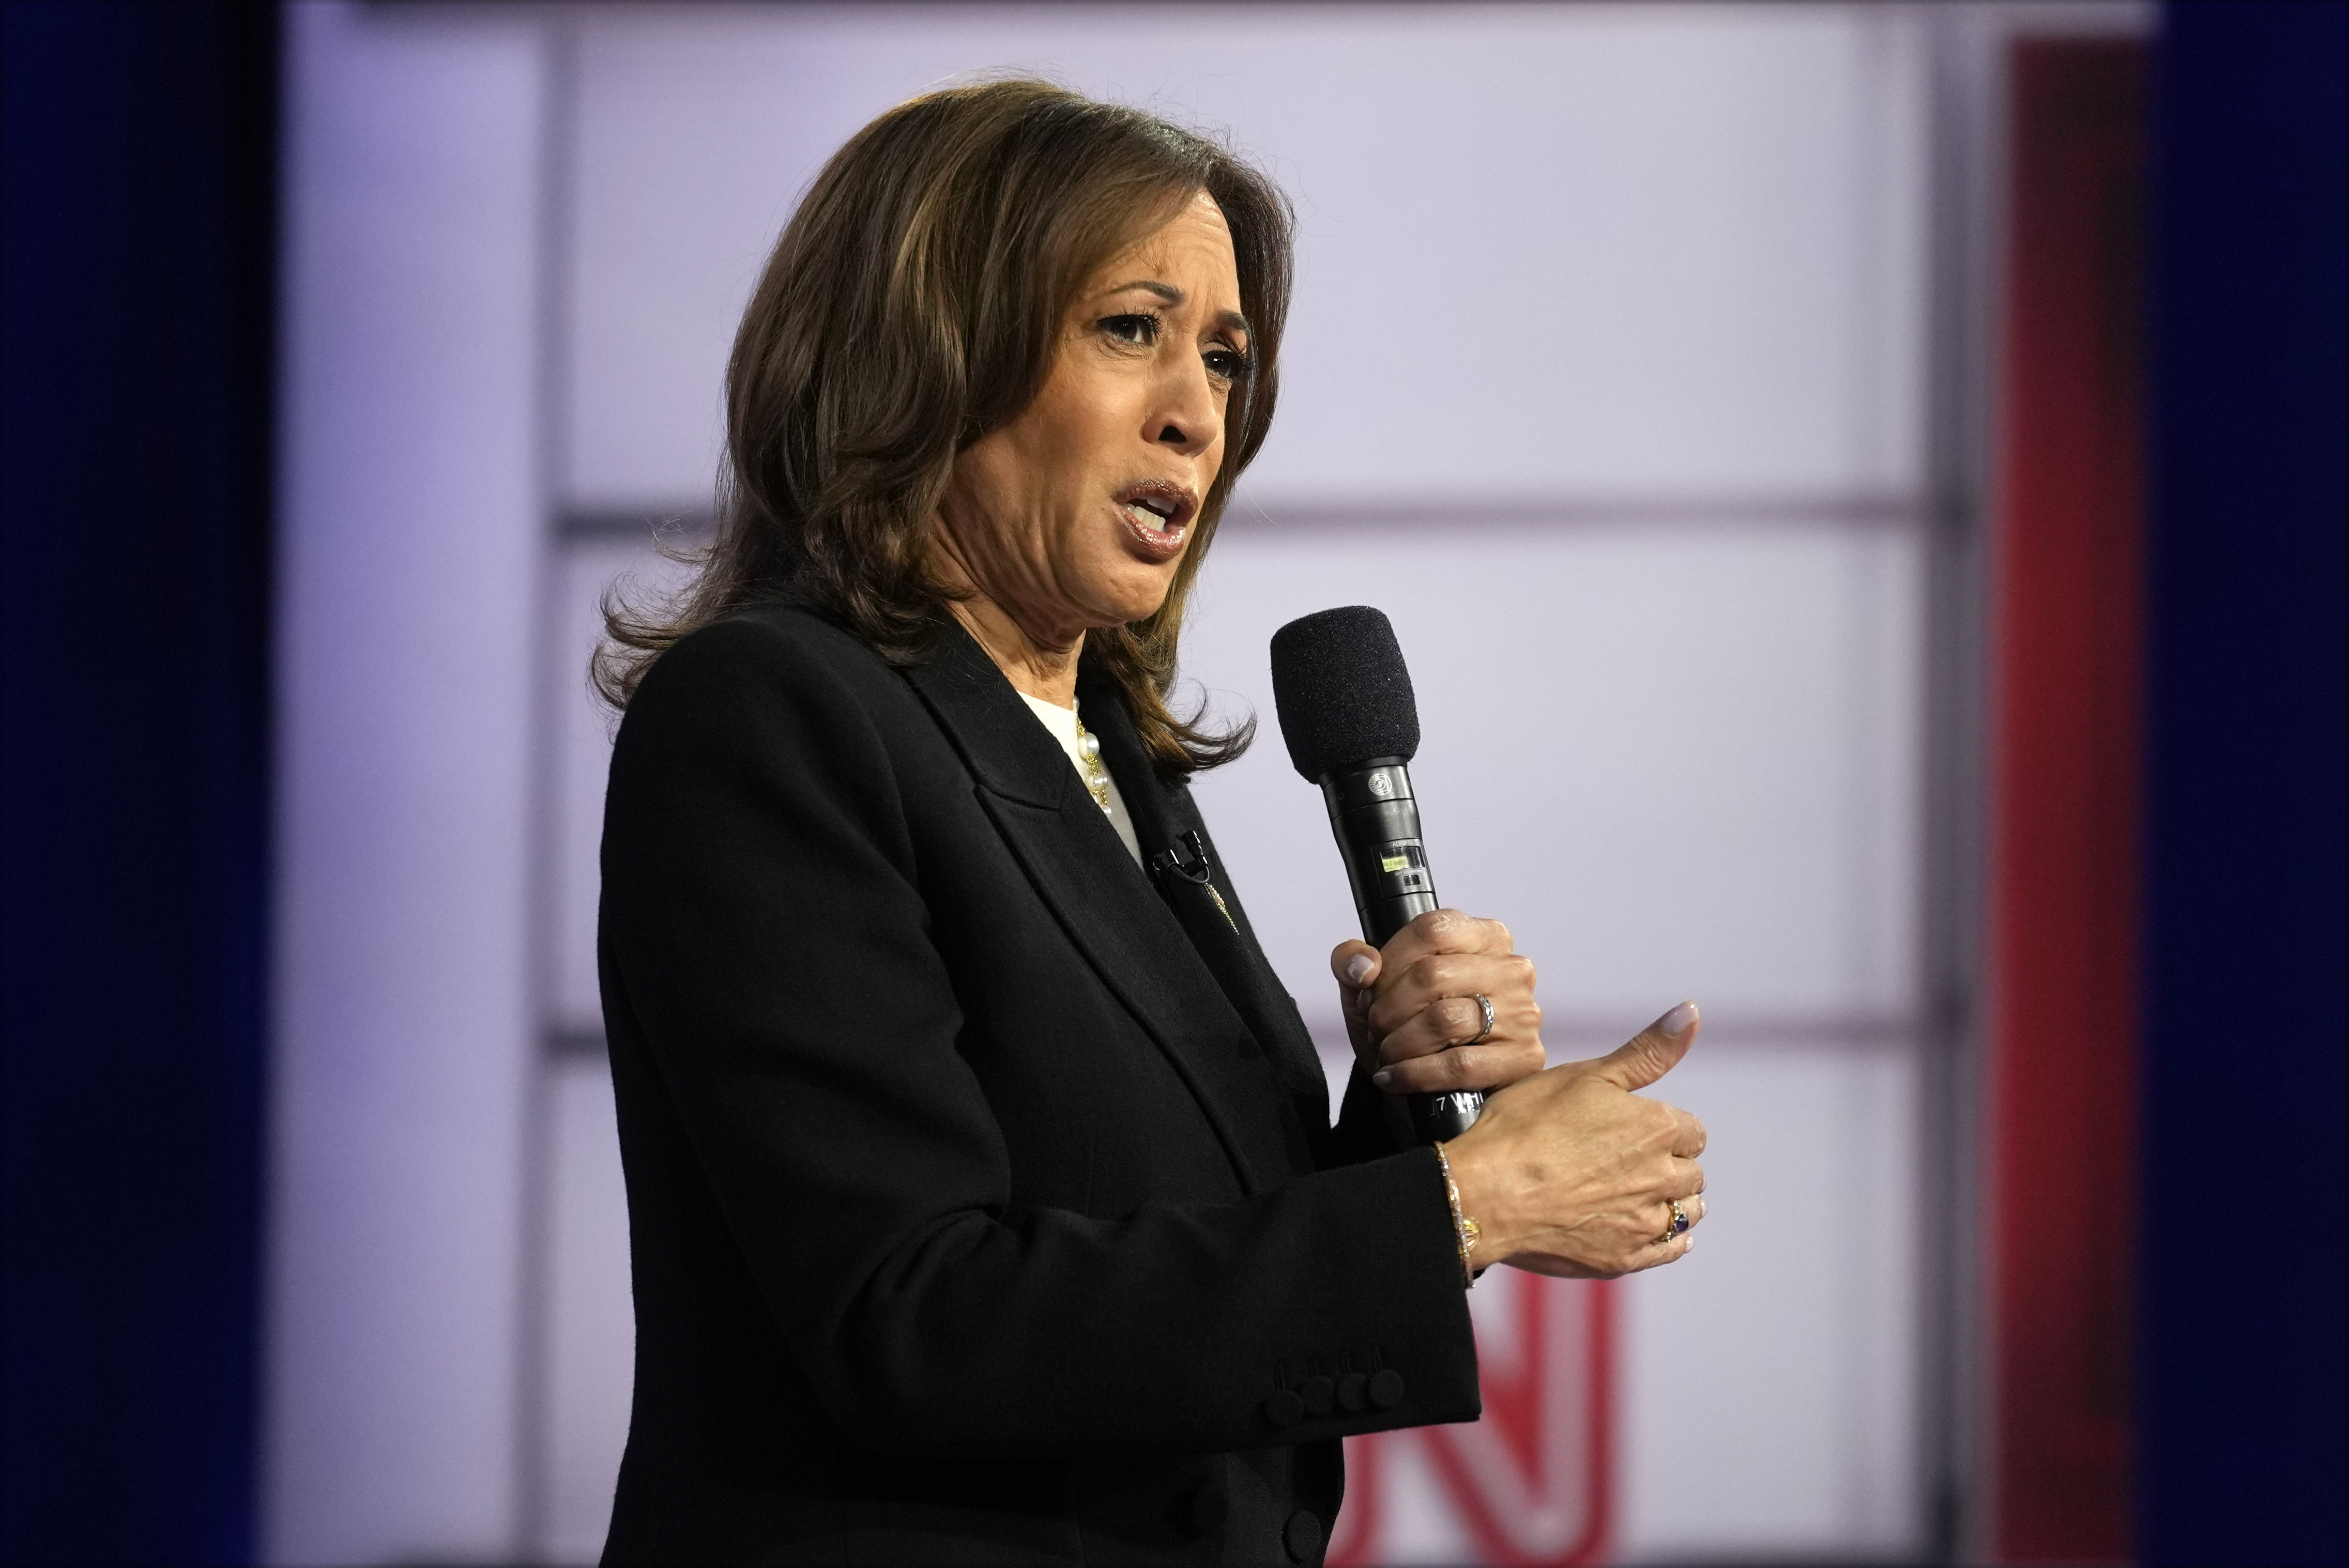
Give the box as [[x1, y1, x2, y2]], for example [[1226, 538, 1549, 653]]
[[1097, 191, 1238, 292]]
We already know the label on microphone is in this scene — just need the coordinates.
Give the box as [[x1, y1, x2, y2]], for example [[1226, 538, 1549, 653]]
[[1341, 825, 1436, 930], [1350, 836, 1437, 946], [1370, 839, 1433, 893]]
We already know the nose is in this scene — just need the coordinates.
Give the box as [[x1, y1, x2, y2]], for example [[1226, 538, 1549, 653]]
[[1149, 360, 1221, 459]]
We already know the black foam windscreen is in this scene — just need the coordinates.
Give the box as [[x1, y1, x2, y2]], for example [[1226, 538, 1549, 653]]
[[1269, 606, 1421, 781]]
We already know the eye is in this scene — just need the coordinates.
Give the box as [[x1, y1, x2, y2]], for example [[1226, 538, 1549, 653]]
[[1099, 312, 1160, 347], [1203, 345, 1252, 385]]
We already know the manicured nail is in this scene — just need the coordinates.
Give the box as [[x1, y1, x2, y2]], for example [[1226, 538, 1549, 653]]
[[1655, 1000, 1699, 1038], [1346, 955, 1375, 986], [1370, 1069, 1393, 1088]]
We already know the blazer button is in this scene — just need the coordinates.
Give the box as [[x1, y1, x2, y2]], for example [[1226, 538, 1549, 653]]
[[1300, 1375, 1336, 1416], [1284, 1509, 1325, 1563], [1337, 1372, 1368, 1412], [1263, 1388, 1305, 1428], [1368, 1368, 1406, 1409]]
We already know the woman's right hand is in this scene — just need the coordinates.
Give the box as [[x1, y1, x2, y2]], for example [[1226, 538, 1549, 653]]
[[1443, 1001, 1707, 1279]]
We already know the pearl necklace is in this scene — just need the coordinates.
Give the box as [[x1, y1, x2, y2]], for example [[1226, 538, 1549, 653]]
[[1071, 709, 1112, 814]]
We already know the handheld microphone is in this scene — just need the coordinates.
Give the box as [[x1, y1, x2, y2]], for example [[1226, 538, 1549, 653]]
[[1269, 606, 1483, 1145]]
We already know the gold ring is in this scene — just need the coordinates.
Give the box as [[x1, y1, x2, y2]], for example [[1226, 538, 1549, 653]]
[[1656, 1199, 1689, 1246]]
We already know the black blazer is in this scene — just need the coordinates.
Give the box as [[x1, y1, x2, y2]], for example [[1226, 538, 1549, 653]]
[[597, 599, 1479, 1566]]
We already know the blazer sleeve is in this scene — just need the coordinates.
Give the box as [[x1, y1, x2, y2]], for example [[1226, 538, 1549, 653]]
[[1326, 1064, 1418, 1167], [600, 617, 1479, 1459]]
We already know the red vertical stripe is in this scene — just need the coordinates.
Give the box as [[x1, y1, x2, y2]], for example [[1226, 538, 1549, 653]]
[[1991, 39, 2147, 1564]]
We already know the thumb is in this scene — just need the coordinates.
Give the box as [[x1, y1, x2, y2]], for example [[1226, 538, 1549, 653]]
[[1587, 1000, 1700, 1091], [1330, 940, 1380, 993]]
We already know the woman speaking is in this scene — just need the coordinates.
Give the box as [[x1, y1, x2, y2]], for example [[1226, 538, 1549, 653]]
[[594, 79, 1707, 1566]]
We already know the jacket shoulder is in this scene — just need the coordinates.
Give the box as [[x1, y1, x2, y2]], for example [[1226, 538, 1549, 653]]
[[619, 600, 924, 735], [642, 599, 899, 693], [603, 603, 943, 885]]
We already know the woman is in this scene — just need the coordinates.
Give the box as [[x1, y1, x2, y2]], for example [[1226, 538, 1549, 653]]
[[595, 80, 1706, 1566]]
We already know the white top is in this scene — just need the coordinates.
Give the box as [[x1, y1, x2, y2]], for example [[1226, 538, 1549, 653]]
[[1017, 691, 1143, 867]]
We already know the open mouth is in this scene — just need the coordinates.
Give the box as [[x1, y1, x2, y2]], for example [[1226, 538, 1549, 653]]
[[1114, 480, 1197, 561]]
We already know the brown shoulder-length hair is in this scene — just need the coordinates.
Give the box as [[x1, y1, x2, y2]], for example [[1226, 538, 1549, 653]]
[[596, 78, 1292, 774]]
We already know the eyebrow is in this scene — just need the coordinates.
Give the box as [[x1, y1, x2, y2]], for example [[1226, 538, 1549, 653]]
[[1103, 278, 1253, 342]]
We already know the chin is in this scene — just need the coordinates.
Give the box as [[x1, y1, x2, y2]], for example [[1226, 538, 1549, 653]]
[[1095, 571, 1178, 628]]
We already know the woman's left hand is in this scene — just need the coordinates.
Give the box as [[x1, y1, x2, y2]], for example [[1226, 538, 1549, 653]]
[[1331, 909, 1547, 1096]]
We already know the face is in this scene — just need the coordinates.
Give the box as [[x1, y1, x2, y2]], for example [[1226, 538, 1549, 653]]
[[935, 190, 1250, 646]]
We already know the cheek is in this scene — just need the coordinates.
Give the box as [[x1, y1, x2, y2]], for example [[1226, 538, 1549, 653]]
[[949, 437, 1016, 515], [953, 435, 1061, 562]]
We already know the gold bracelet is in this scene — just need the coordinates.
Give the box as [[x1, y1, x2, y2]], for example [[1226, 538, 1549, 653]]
[[1431, 1141, 1481, 1288]]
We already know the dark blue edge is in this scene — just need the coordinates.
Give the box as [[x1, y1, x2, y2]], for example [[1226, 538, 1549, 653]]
[[2141, 5, 2348, 1565], [1, 4, 280, 1564]]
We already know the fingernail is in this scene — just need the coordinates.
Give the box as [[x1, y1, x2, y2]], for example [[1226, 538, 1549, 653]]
[[1370, 1069, 1393, 1088], [1346, 955, 1375, 986], [1654, 1000, 1699, 1038]]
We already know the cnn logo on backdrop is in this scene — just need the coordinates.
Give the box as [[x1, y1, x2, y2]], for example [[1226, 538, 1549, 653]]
[[1330, 1274, 1612, 1566]]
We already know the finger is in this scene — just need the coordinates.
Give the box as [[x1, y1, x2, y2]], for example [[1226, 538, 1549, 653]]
[[1643, 1193, 1701, 1249], [1370, 1041, 1546, 1096], [1585, 1000, 1699, 1092], [1666, 1105, 1706, 1158], [1329, 943, 1382, 1063], [1372, 995, 1506, 1062], [1516, 1227, 1695, 1280], [1366, 951, 1532, 1037], [1665, 1160, 1705, 1203], [1627, 1232, 1695, 1273], [1330, 940, 1380, 993], [1373, 909, 1514, 995]]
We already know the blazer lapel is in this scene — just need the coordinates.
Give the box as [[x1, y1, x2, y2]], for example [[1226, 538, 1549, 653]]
[[905, 627, 1296, 1193], [1076, 664, 1332, 1162]]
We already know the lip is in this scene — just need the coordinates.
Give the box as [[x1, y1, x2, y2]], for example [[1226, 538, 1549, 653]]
[[1112, 478, 1198, 563]]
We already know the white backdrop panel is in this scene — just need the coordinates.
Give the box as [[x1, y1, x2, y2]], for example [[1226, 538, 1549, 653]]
[[1183, 520, 1924, 1033], [562, 2, 1927, 509], [546, 1057, 634, 1563], [1615, 1041, 1921, 1558], [269, 6, 545, 1563]]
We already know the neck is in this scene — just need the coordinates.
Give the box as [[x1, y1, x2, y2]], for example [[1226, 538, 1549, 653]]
[[929, 526, 1087, 706], [948, 594, 1085, 708]]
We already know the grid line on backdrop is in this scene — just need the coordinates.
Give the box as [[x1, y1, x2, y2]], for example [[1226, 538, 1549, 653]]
[[518, 10, 586, 1558]]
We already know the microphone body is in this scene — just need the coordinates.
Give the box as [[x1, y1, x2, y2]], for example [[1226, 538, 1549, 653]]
[[1269, 606, 1485, 1145], [1318, 756, 1484, 1143]]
